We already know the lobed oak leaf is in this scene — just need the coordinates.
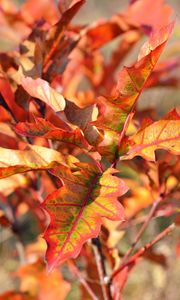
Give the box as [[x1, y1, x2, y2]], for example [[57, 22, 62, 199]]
[[15, 117, 88, 148], [121, 109, 180, 161], [43, 163, 128, 269], [92, 22, 174, 133], [21, 77, 65, 112], [0, 145, 64, 179]]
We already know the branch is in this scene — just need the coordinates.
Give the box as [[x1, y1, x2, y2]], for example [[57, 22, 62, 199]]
[[67, 260, 99, 300], [110, 223, 175, 281], [121, 195, 162, 265], [92, 237, 112, 300]]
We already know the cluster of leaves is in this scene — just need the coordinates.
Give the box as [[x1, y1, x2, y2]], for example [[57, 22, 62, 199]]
[[0, 0, 179, 299]]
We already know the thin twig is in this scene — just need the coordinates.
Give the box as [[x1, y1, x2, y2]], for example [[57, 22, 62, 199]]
[[67, 260, 98, 300], [92, 238, 112, 300], [121, 195, 162, 265], [110, 223, 175, 281]]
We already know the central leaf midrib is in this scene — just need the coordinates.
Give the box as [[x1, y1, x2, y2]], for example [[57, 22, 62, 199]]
[[59, 173, 101, 254]]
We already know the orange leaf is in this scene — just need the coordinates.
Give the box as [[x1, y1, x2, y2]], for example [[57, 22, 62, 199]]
[[0, 145, 64, 179], [43, 163, 128, 269], [123, 0, 173, 30], [122, 110, 180, 161], [20, 0, 60, 25], [17, 259, 70, 300]]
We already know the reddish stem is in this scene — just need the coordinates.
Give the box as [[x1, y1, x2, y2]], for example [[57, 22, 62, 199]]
[[121, 195, 162, 265], [68, 260, 99, 300], [111, 223, 175, 281]]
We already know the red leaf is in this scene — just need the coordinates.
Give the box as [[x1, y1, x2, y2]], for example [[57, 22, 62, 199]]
[[86, 18, 130, 50], [0, 77, 27, 121], [0, 291, 29, 300], [92, 22, 174, 133], [15, 118, 88, 148], [123, 0, 173, 30], [43, 163, 128, 269]]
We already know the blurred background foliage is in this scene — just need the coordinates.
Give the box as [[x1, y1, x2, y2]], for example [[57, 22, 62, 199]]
[[0, 1, 180, 300]]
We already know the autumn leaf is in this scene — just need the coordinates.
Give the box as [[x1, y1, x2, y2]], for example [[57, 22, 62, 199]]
[[0, 292, 30, 300], [17, 259, 70, 300], [0, 77, 27, 121], [85, 18, 130, 50], [20, 0, 60, 26], [43, 162, 128, 269], [144, 57, 180, 89], [123, 180, 156, 219], [64, 100, 101, 145], [123, 0, 173, 30], [0, 6, 31, 52], [0, 174, 27, 196], [43, 0, 85, 78], [21, 77, 65, 112], [121, 110, 180, 161], [0, 145, 64, 179], [92, 22, 174, 133], [59, 0, 85, 14], [0, 122, 18, 149], [15, 118, 88, 148], [84, 0, 172, 51]]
